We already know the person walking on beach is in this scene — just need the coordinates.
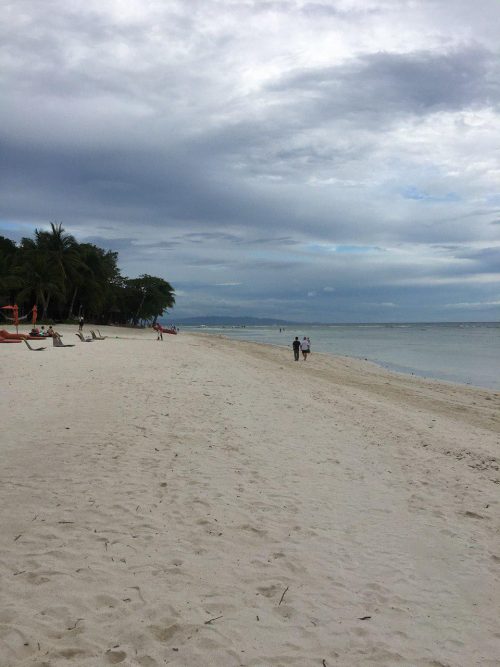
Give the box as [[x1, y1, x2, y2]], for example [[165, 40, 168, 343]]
[[301, 336, 310, 360], [292, 336, 301, 361]]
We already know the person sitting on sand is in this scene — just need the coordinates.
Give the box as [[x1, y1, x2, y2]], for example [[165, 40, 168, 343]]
[[46, 325, 59, 337]]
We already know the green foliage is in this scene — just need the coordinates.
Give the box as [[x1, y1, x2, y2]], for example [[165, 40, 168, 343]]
[[124, 275, 175, 325], [0, 236, 17, 295], [0, 225, 175, 325]]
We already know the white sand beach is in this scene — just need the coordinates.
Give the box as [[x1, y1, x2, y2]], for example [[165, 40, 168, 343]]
[[1, 325, 499, 667]]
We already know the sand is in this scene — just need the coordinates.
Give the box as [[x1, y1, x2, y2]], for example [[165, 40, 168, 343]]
[[0, 325, 499, 667]]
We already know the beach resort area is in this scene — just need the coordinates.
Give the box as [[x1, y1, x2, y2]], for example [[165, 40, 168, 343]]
[[1, 325, 499, 666]]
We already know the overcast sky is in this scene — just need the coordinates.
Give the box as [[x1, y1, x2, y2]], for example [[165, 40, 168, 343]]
[[2, 0, 500, 322]]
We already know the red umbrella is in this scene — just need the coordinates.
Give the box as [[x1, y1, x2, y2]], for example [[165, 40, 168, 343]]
[[1, 304, 19, 332]]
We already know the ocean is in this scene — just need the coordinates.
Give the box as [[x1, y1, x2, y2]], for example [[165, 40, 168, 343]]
[[184, 322, 500, 391]]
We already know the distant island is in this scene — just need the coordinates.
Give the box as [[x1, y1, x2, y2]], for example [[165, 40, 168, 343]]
[[168, 316, 298, 327]]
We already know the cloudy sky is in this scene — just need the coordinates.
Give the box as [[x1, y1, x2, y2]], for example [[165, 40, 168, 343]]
[[2, 0, 500, 322]]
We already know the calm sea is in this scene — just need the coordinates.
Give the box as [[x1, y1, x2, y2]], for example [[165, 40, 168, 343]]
[[184, 323, 500, 391]]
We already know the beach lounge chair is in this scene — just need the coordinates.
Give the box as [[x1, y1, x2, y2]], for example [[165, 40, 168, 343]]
[[24, 339, 46, 351], [53, 336, 75, 348], [75, 332, 93, 342], [97, 329, 108, 339], [90, 330, 107, 340]]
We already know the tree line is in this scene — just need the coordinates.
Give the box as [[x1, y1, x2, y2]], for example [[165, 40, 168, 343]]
[[0, 223, 175, 325]]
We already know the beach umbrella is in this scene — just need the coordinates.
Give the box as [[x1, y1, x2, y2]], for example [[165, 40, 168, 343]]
[[1, 304, 19, 332]]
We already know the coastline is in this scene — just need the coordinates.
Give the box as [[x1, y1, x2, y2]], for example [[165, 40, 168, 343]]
[[1, 325, 499, 666], [183, 323, 500, 392]]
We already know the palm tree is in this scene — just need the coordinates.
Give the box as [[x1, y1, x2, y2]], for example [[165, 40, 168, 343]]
[[35, 223, 84, 319], [77, 244, 121, 321], [14, 242, 64, 320]]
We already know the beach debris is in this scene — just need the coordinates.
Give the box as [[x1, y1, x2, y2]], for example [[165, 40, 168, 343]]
[[278, 586, 289, 606], [358, 616, 371, 620], [13, 534, 22, 541], [204, 615, 223, 625]]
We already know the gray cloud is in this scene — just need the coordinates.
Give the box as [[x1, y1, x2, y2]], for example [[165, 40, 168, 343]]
[[268, 46, 500, 122], [1, 0, 500, 321]]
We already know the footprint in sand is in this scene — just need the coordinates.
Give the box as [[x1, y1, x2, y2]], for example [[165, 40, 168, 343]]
[[106, 649, 127, 663], [94, 594, 119, 608], [57, 648, 88, 659], [149, 623, 180, 642], [25, 572, 51, 585], [239, 523, 268, 536], [137, 657, 159, 667], [257, 584, 282, 598]]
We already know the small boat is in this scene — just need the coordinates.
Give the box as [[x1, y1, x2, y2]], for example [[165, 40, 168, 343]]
[[153, 324, 177, 335]]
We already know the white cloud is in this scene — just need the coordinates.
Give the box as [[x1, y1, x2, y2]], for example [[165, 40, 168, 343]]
[[445, 300, 500, 309]]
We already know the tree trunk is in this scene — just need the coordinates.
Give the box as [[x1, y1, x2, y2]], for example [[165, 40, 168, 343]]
[[39, 291, 49, 321], [67, 286, 78, 320], [134, 291, 146, 324]]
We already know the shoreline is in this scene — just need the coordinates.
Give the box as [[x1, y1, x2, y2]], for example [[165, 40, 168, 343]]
[[189, 328, 500, 393], [1, 325, 499, 666]]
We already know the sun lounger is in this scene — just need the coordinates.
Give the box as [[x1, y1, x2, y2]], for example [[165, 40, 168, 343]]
[[97, 329, 108, 339], [90, 330, 107, 340], [53, 336, 75, 348], [75, 332, 93, 342], [24, 339, 46, 351]]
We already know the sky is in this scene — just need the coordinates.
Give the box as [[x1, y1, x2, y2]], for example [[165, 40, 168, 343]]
[[1, 0, 500, 322]]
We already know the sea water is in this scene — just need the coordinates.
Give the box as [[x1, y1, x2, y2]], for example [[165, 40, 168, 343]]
[[185, 323, 500, 391]]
